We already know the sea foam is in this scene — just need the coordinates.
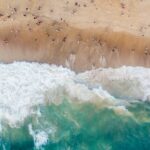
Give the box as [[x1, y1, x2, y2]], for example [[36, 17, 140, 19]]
[[0, 62, 149, 126], [0, 62, 113, 126], [77, 66, 150, 101]]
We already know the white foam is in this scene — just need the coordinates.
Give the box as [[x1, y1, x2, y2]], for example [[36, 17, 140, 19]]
[[0, 62, 149, 126], [29, 124, 49, 149], [77, 66, 150, 101], [0, 62, 114, 126]]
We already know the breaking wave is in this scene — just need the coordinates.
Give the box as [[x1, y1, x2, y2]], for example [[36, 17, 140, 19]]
[[0, 62, 149, 149]]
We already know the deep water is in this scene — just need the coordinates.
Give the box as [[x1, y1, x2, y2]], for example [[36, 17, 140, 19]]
[[1, 100, 150, 150]]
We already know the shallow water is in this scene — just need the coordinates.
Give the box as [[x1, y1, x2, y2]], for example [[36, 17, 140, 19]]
[[0, 62, 149, 150], [1, 100, 150, 150]]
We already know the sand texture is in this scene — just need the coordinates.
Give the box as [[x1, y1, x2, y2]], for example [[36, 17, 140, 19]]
[[0, 0, 150, 71]]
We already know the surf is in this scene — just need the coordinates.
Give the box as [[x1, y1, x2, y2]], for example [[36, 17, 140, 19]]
[[0, 62, 149, 149]]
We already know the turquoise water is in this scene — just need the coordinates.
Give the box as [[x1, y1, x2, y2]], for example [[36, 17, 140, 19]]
[[0, 62, 149, 150], [1, 99, 150, 150]]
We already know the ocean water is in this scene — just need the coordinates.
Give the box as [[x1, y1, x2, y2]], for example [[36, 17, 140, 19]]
[[0, 62, 149, 150]]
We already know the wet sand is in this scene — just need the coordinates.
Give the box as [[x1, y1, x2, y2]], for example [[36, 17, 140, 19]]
[[0, 0, 150, 71]]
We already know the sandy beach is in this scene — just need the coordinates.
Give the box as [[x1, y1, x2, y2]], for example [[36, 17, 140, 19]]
[[0, 0, 150, 71]]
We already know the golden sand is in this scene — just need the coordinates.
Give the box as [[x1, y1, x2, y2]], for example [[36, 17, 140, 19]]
[[0, 0, 150, 71]]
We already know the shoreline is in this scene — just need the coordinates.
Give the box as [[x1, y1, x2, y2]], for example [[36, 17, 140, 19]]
[[0, 0, 150, 72]]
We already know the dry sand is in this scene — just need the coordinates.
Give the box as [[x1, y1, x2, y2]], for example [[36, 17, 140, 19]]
[[0, 0, 150, 71]]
